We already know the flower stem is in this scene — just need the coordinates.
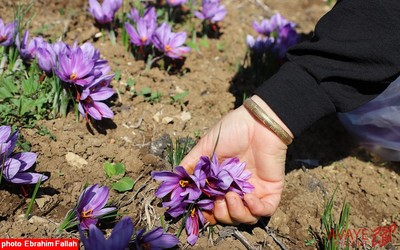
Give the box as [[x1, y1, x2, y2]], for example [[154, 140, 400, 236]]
[[25, 176, 43, 220]]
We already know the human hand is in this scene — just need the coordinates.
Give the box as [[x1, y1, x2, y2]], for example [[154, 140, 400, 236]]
[[180, 95, 292, 225]]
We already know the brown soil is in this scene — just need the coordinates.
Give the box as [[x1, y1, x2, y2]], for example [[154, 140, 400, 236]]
[[0, 0, 399, 249]]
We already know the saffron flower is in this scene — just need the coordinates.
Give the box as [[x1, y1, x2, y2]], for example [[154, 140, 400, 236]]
[[152, 22, 190, 59], [152, 153, 253, 245], [127, 6, 157, 26], [88, 0, 122, 24], [253, 13, 294, 37], [0, 126, 48, 184], [35, 42, 57, 74], [196, 155, 254, 197], [249, 13, 299, 60], [76, 184, 116, 230], [151, 166, 202, 205], [184, 199, 214, 245], [79, 216, 134, 250], [194, 0, 227, 23], [166, 0, 187, 7], [15, 30, 44, 61], [55, 47, 96, 86], [246, 35, 274, 53], [0, 19, 17, 47], [125, 18, 155, 47], [78, 74, 115, 120], [135, 227, 179, 249], [0, 125, 17, 158]]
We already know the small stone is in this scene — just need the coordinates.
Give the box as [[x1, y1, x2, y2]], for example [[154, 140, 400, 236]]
[[153, 111, 161, 123], [162, 117, 174, 124], [177, 111, 191, 122], [149, 133, 172, 158], [28, 216, 48, 224], [35, 195, 51, 209], [65, 152, 88, 169]]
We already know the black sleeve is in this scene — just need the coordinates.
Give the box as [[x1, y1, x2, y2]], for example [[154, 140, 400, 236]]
[[254, 0, 400, 137]]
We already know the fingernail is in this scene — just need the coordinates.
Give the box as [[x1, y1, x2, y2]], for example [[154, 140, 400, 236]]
[[215, 196, 226, 204]]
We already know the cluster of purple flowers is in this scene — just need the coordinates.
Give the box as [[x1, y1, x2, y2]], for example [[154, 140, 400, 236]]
[[0, 17, 116, 121], [125, 5, 191, 60], [152, 154, 254, 245], [246, 13, 299, 60], [0, 126, 48, 184], [73, 184, 179, 249], [15, 29, 115, 120]]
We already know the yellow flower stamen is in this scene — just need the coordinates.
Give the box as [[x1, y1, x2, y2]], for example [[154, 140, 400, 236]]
[[70, 73, 78, 81], [190, 208, 196, 218], [179, 180, 189, 187], [165, 45, 172, 52], [81, 209, 93, 218]]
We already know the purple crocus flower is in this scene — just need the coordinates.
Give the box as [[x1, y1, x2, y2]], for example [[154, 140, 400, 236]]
[[0, 19, 17, 47], [125, 18, 155, 47], [79, 216, 134, 250], [2, 152, 48, 184], [194, 0, 227, 23], [88, 0, 122, 24], [184, 199, 214, 245], [127, 6, 157, 25], [0, 126, 48, 184], [78, 74, 115, 120], [273, 24, 299, 59], [166, 0, 187, 7], [0, 125, 17, 159], [197, 155, 254, 197], [70, 42, 110, 77], [135, 227, 179, 249], [152, 22, 190, 59], [253, 13, 295, 37], [76, 184, 116, 230], [15, 30, 44, 61], [151, 166, 202, 206], [35, 42, 57, 75], [246, 35, 275, 53], [55, 47, 96, 86]]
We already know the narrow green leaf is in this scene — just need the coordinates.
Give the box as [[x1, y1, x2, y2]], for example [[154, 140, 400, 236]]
[[0, 87, 13, 99]]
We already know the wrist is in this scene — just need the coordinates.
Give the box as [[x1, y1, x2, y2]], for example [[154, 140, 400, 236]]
[[245, 95, 294, 143]]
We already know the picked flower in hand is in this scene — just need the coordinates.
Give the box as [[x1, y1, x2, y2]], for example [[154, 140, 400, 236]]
[[152, 153, 253, 245], [151, 166, 202, 206]]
